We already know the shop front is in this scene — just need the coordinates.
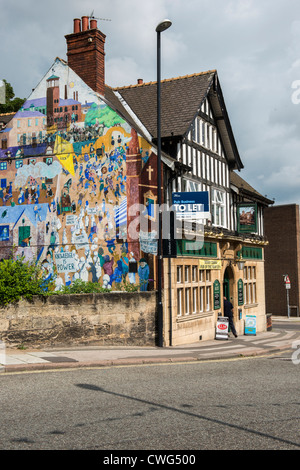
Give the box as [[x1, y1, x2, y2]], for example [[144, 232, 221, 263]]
[[163, 238, 267, 346]]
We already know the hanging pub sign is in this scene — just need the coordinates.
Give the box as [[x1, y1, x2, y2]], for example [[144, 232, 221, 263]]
[[237, 203, 257, 233], [213, 280, 221, 310], [238, 278, 244, 306]]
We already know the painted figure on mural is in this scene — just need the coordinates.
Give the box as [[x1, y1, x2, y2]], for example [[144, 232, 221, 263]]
[[138, 258, 150, 291], [0, 58, 154, 291]]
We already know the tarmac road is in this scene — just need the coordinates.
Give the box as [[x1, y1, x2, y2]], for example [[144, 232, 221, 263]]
[[0, 317, 299, 373], [0, 353, 299, 451]]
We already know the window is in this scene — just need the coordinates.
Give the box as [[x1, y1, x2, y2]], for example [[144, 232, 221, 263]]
[[1, 139, 7, 150], [206, 286, 211, 311], [176, 263, 213, 317], [15, 160, 23, 169], [19, 225, 31, 247], [206, 125, 210, 149], [185, 288, 191, 315], [243, 266, 257, 305], [0, 162, 7, 170], [192, 287, 198, 313], [201, 121, 205, 146], [0, 225, 9, 241], [212, 128, 216, 152], [211, 189, 226, 227], [177, 288, 183, 316]]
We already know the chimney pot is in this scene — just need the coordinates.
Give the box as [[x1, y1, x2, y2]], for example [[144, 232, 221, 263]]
[[137, 78, 143, 85], [82, 16, 89, 31], [74, 18, 81, 33], [90, 19, 97, 29]]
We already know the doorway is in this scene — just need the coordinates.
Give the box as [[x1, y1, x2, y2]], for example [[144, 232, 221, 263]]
[[223, 266, 234, 303]]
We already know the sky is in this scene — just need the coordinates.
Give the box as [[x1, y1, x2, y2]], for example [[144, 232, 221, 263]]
[[1, 0, 300, 206]]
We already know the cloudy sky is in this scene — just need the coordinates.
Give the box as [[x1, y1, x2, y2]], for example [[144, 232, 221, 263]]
[[1, 0, 300, 206]]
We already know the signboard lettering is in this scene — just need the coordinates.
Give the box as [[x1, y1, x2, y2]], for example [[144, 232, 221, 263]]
[[54, 251, 78, 273], [213, 280, 221, 310], [172, 192, 210, 222], [199, 259, 222, 270]]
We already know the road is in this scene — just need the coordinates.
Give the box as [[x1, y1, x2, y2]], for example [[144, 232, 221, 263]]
[[0, 350, 299, 452]]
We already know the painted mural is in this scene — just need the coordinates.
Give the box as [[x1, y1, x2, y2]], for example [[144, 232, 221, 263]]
[[0, 59, 155, 291]]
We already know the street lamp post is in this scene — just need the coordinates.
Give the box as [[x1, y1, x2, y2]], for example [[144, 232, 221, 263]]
[[156, 19, 172, 348]]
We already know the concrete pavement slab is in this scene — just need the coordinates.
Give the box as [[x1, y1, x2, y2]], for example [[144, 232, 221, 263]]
[[0, 319, 299, 373]]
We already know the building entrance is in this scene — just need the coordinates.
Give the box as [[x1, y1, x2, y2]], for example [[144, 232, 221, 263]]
[[223, 266, 234, 304]]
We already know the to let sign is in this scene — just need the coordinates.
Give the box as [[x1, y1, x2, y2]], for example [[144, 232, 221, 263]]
[[172, 192, 210, 222]]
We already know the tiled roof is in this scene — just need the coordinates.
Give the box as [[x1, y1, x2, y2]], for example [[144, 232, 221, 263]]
[[22, 98, 46, 108], [14, 110, 45, 118], [113, 71, 216, 139], [104, 85, 151, 141], [0, 112, 15, 125]]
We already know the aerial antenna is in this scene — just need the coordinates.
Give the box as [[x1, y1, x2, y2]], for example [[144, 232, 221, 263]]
[[89, 10, 111, 21]]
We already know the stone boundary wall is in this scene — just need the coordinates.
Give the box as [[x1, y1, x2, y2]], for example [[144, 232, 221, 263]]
[[0, 292, 157, 348]]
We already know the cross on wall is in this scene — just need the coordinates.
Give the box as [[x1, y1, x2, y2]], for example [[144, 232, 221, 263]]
[[146, 165, 154, 181]]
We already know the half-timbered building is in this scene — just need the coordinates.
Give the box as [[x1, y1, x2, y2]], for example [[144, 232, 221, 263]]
[[115, 72, 273, 344], [0, 17, 273, 345]]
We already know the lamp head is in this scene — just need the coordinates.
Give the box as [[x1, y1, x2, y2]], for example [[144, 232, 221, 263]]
[[156, 19, 172, 32]]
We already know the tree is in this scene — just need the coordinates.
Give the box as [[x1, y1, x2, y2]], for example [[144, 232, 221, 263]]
[[0, 79, 25, 113]]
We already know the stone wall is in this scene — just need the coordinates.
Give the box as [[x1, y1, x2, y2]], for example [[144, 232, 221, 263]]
[[0, 292, 157, 348]]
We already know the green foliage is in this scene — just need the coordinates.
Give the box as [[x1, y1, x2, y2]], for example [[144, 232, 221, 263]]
[[0, 79, 26, 113], [85, 103, 125, 128], [56, 279, 110, 294], [0, 258, 141, 306], [55, 279, 140, 294], [0, 258, 47, 306]]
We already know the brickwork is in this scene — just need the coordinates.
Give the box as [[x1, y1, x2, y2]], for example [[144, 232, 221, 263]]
[[264, 204, 300, 315], [65, 28, 106, 96]]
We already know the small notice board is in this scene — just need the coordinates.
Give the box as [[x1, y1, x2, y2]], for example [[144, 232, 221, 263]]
[[245, 315, 256, 335], [215, 317, 229, 340]]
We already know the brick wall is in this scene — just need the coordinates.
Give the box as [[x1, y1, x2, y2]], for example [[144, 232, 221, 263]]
[[264, 204, 300, 315]]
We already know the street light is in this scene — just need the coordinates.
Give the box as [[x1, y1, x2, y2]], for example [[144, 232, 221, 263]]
[[156, 19, 172, 348]]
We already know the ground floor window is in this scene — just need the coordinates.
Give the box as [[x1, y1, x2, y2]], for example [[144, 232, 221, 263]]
[[243, 266, 257, 305], [176, 262, 212, 316]]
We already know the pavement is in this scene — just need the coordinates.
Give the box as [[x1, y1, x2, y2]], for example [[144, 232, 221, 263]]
[[0, 317, 299, 373]]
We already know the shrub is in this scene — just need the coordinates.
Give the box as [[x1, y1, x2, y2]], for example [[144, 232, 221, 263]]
[[55, 279, 140, 294], [56, 279, 110, 294], [0, 258, 48, 306]]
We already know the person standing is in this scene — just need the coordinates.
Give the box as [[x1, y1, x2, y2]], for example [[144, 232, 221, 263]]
[[223, 296, 238, 338]]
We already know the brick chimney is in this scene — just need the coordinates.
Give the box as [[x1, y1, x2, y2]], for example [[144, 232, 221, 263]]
[[65, 17, 106, 96]]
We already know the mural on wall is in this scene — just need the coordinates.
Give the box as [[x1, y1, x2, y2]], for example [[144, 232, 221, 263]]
[[0, 59, 154, 290]]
